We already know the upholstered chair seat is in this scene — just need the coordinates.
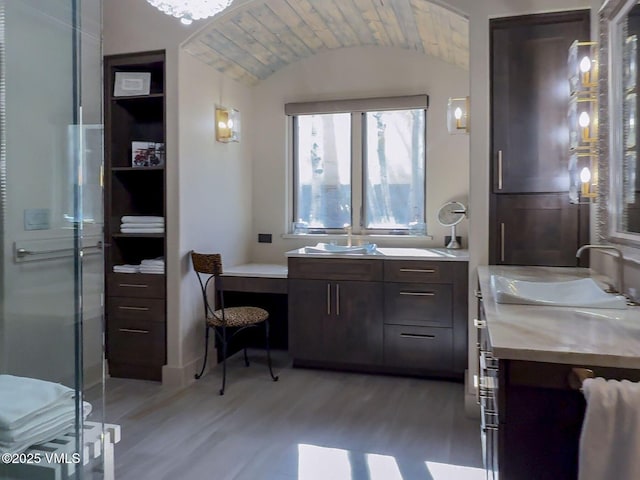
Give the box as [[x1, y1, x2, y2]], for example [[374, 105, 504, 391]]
[[207, 306, 269, 328]]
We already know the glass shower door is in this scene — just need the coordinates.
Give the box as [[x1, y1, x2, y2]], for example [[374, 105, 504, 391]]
[[0, 0, 105, 478]]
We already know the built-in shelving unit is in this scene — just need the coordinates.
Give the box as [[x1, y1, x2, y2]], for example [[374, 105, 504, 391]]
[[104, 50, 167, 381]]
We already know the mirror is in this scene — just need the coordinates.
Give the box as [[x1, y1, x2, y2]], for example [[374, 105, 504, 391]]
[[600, 0, 640, 243]]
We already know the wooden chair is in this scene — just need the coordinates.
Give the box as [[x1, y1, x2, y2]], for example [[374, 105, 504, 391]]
[[190, 251, 278, 395]]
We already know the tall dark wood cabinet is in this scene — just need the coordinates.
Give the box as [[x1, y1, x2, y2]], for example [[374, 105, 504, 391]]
[[490, 12, 590, 266], [104, 51, 167, 381]]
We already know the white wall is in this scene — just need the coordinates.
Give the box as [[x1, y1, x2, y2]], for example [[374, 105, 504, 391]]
[[250, 46, 470, 264], [103, 0, 255, 386], [171, 52, 254, 384]]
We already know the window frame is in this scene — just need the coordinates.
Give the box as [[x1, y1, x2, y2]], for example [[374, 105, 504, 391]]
[[287, 95, 429, 236]]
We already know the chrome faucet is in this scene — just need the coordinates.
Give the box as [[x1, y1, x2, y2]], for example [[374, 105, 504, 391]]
[[576, 244, 625, 296]]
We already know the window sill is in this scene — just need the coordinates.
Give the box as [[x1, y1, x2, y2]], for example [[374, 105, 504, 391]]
[[281, 233, 434, 241]]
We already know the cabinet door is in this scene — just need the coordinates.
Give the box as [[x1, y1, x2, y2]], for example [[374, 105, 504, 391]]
[[492, 194, 584, 266], [288, 279, 327, 362], [491, 12, 590, 193], [325, 281, 383, 366]]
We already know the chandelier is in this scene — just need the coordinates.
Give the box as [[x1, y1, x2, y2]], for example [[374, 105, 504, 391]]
[[146, 0, 234, 25]]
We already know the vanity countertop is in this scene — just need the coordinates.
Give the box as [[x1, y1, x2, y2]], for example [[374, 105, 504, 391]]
[[285, 247, 469, 261], [478, 265, 640, 369]]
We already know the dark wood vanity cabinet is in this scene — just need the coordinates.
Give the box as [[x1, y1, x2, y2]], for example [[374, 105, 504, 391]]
[[478, 325, 640, 479], [288, 257, 467, 377], [489, 12, 590, 266], [104, 51, 167, 381], [288, 259, 384, 366]]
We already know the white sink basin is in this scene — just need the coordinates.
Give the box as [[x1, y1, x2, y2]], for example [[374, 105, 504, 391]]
[[304, 242, 377, 254], [492, 275, 627, 309]]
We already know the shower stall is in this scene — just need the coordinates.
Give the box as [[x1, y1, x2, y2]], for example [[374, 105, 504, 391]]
[[0, 0, 109, 478]]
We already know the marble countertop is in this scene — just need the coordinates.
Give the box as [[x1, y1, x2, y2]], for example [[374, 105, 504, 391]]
[[223, 263, 288, 278], [286, 247, 469, 261], [478, 265, 640, 369]]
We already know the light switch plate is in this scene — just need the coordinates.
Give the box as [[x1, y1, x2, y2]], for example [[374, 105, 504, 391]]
[[24, 208, 50, 231]]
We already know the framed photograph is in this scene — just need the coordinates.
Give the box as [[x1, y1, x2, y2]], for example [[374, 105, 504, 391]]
[[114, 72, 151, 97], [132, 141, 153, 167], [132, 141, 165, 167]]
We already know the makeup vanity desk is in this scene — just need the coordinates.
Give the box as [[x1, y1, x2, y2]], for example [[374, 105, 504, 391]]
[[215, 264, 289, 357]]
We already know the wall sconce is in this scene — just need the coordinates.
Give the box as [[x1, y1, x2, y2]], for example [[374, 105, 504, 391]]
[[446, 97, 469, 134], [215, 106, 240, 143], [568, 40, 598, 204]]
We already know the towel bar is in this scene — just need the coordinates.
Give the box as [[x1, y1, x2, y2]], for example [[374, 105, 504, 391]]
[[568, 367, 594, 391]]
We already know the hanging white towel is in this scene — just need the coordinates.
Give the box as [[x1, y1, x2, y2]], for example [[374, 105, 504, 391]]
[[121, 216, 164, 224], [0, 375, 73, 430], [579, 377, 640, 480]]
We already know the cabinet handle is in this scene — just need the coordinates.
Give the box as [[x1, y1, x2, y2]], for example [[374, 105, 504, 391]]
[[497, 150, 503, 190], [119, 328, 149, 334], [327, 283, 331, 315], [400, 291, 435, 297], [336, 284, 340, 316], [119, 283, 148, 288], [400, 333, 436, 339], [399, 268, 435, 273], [118, 306, 150, 311], [500, 223, 505, 263]]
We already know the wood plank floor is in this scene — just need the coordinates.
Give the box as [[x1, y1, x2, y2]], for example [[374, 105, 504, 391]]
[[87, 351, 483, 480]]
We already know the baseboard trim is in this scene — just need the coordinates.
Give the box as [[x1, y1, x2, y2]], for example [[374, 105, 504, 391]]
[[162, 356, 206, 389]]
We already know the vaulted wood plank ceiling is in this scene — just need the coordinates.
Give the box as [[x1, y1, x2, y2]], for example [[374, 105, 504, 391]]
[[183, 0, 468, 86]]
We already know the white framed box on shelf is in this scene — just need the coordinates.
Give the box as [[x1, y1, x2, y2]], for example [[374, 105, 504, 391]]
[[114, 72, 151, 97]]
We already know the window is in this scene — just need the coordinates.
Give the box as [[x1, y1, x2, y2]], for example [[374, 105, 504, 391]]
[[288, 96, 428, 235]]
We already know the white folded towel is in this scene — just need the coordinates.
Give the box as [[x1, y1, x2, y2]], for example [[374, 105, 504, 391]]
[[140, 269, 164, 275], [140, 259, 164, 266], [113, 264, 140, 273], [119, 223, 164, 229], [120, 227, 164, 234], [0, 401, 92, 455], [0, 375, 74, 430], [121, 216, 164, 224], [579, 377, 640, 480]]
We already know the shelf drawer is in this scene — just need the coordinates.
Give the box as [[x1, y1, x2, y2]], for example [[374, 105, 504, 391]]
[[108, 273, 165, 298], [107, 317, 165, 367], [384, 283, 452, 327], [383, 261, 453, 283], [384, 325, 452, 371], [288, 258, 383, 281], [108, 297, 165, 323]]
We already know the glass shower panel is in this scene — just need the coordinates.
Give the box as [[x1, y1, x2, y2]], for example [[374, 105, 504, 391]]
[[0, 0, 105, 478]]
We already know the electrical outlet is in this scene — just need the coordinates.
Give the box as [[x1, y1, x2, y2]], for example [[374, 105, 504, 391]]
[[258, 233, 272, 243]]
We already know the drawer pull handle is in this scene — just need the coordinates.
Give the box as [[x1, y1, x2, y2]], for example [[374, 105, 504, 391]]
[[336, 284, 340, 316], [118, 306, 150, 311], [400, 291, 435, 297], [119, 283, 148, 288], [399, 268, 436, 273], [119, 328, 150, 334], [400, 333, 435, 339], [327, 283, 331, 315]]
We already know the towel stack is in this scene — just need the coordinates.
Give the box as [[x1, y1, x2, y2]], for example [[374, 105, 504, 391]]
[[140, 257, 164, 275], [120, 215, 164, 234], [0, 375, 92, 454], [113, 264, 140, 274], [113, 257, 164, 274]]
